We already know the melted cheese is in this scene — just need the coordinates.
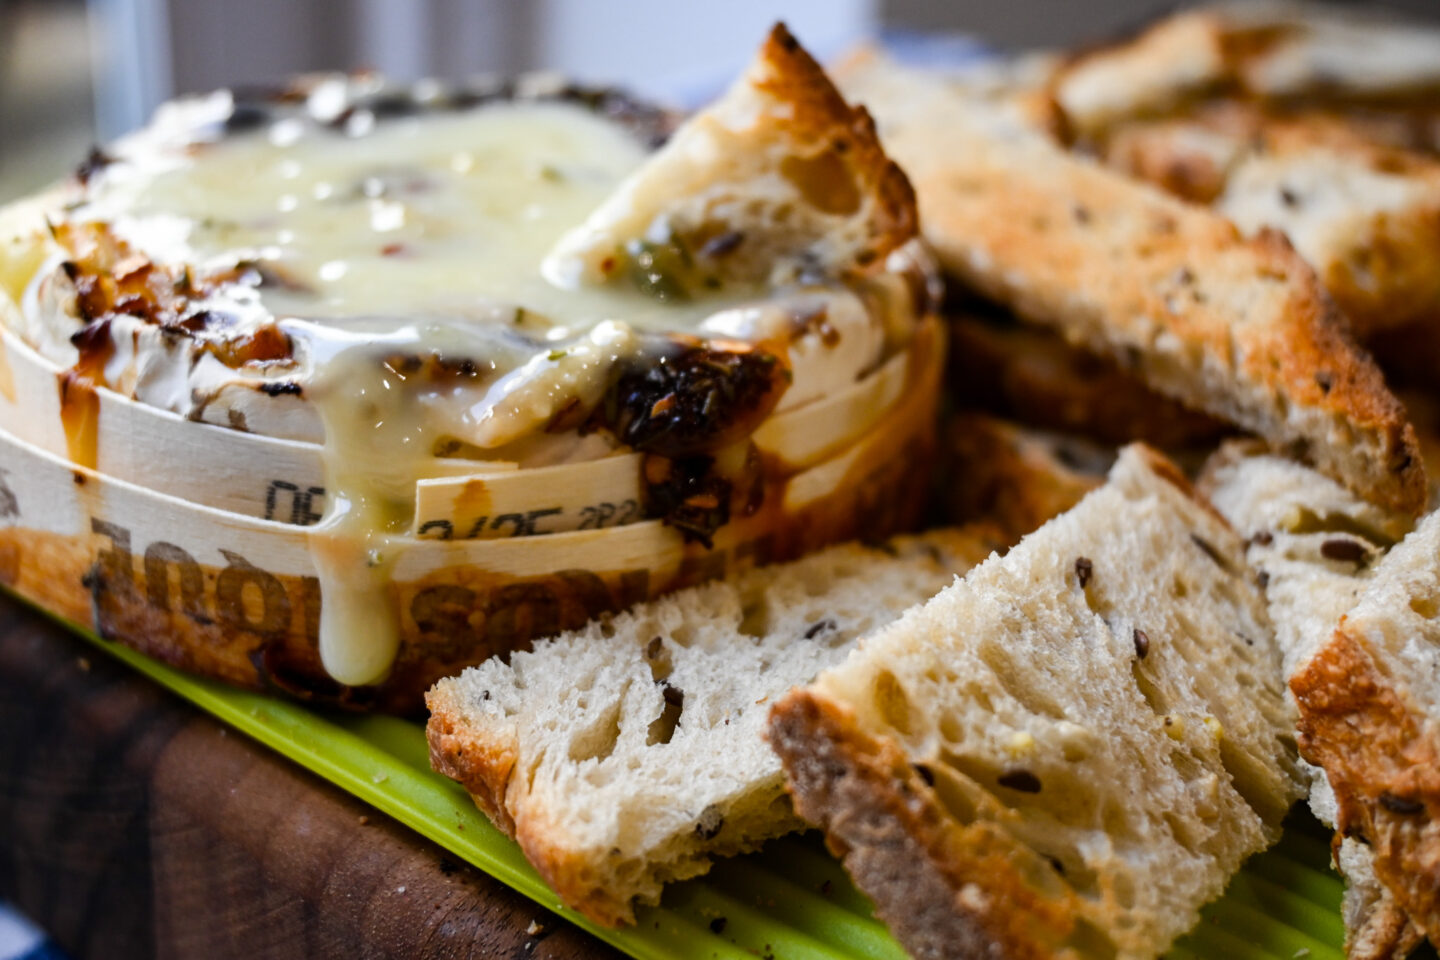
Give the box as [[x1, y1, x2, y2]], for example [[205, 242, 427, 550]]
[[89, 102, 654, 325], [25, 93, 912, 688]]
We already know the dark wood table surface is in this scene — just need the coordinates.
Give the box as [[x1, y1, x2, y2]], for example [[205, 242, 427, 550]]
[[0, 592, 620, 960]]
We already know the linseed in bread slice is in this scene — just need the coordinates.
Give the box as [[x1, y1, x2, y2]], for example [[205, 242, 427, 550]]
[[543, 24, 916, 294], [425, 526, 1001, 927], [769, 445, 1304, 960], [838, 54, 1425, 516], [1199, 442, 1421, 959]]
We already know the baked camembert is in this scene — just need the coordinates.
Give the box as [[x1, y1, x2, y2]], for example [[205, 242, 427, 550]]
[[0, 27, 938, 698]]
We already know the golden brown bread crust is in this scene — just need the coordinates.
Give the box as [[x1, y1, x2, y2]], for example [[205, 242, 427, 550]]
[[768, 690, 1081, 960], [425, 684, 519, 836], [1292, 627, 1440, 941], [947, 311, 1229, 448], [756, 24, 918, 273]]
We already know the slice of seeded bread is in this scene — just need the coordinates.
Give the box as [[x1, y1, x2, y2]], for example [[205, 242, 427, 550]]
[[543, 24, 916, 294], [1199, 442, 1422, 959], [1296, 508, 1440, 949], [947, 309, 1228, 448], [837, 54, 1426, 517], [942, 411, 1111, 544], [1102, 103, 1440, 340], [769, 444, 1304, 960], [425, 525, 1002, 927]]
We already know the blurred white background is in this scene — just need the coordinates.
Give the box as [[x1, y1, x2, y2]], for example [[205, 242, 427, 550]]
[[2, 0, 1440, 201]]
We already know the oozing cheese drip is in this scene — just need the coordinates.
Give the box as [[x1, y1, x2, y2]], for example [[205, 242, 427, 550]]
[[302, 318, 646, 685], [34, 94, 910, 688]]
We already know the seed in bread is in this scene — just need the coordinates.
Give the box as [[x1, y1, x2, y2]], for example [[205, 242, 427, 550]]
[[769, 444, 1304, 960], [426, 526, 1002, 926]]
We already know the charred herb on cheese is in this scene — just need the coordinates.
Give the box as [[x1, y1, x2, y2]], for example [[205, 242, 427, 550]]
[[51, 222, 296, 376], [593, 340, 786, 544]]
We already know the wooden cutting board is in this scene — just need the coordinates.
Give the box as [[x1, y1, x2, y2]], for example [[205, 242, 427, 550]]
[[0, 592, 619, 960]]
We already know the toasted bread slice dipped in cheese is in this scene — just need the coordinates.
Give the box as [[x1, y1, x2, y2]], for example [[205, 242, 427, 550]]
[[1199, 442, 1422, 960], [1104, 103, 1440, 340], [838, 55, 1426, 516], [769, 444, 1304, 960], [426, 526, 1002, 926], [543, 23, 917, 295]]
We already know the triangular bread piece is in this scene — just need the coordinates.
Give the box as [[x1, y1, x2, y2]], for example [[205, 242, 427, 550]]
[[1199, 442, 1423, 959], [837, 55, 1425, 516], [542, 24, 916, 293], [426, 526, 1002, 926], [769, 445, 1304, 960]]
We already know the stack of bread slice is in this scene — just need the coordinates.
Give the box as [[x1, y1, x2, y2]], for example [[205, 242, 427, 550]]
[[424, 6, 1440, 957], [769, 445, 1303, 960], [428, 526, 1003, 925]]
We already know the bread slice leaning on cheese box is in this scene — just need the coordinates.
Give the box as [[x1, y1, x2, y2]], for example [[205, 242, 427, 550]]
[[769, 444, 1305, 960], [0, 26, 948, 711], [427, 524, 1004, 926], [835, 51, 1427, 519]]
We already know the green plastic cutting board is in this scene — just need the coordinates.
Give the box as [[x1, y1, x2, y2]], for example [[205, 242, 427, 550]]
[[37, 597, 1347, 960]]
